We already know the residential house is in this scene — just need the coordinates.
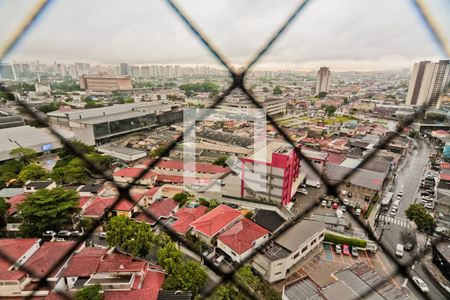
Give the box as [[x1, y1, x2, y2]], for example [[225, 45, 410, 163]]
[[217, 218, 269, 263], [190, 204, 242, 244], [0, 238, 40, 297], [171, 205, 209, 235], [135, 198, 179, 225], [113, 168, 157, 186], [23, 181, 56, 193]]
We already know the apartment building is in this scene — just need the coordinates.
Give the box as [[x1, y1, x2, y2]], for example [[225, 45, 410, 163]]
[[240, 141, 302, 206]]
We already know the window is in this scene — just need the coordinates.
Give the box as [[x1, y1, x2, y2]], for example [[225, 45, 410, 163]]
[[231, 251, 236, 256], [301, 245, 308, 253], [293, 252, 300, 260], [310, 239, 317, 246], [319, 233, 324, 239], [275, 272, 282, 275]]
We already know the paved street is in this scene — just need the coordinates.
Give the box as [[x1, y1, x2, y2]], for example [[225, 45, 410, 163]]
[[377, 139, 446, 300]]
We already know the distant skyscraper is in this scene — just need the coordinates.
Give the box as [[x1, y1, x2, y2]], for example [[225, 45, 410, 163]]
[[0, 63, 17, 80], [130, 65, 141, 78], [315, 67, 330, 95], [120, 63, 129, 75], [406, 60, 450, 108]]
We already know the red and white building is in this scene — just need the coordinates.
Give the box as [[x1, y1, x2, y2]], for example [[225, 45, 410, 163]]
[[113, 168, 157, 186], [217, 218, 269, 263], [189, 204, 242, 244], [171, 205, 209, 235], [240, 141, 302, 206]]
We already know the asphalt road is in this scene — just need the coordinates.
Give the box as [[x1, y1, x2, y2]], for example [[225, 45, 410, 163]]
[[379, 139, 446, 300], [393, 139, 430, 220]]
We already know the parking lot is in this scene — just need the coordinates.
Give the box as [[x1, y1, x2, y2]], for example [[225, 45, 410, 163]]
[[284, 243, 392, 288]]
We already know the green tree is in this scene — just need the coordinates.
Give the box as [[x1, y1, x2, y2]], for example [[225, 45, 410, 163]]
[[58, 141, 95, 161], [318, 91, 327, 98], [157, 242, 183, 272], [0, 197, 11, 229], [150, 145, 167, 158], [10, 148, 37, 165], [106, 216, 159, 257], [0, 160, 24, 187], [208, 199, 219, 211], [17, 163, 48, 183], [408, 129, 419, 138], [163, 260, 207, 294], [324, 105, 337, 116], [405, 204, 436, 234], [75, 284, 103, 300], [173, 192, 190, 206], [213, 156, 229, 167], [234, 266, 281, 300], [38, 102, 62, 113], [425, 112, 447, 122], [19, 188, 80, 237], [52, 158, 90, 184], [273, 86, 282, 95], [208, 282, 247, 300]]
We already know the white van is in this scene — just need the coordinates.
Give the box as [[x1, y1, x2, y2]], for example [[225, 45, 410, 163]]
[[396, 244, 404, 257]]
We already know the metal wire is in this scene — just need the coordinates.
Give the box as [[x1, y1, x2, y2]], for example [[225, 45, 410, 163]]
[[0, 0, 448, 299]]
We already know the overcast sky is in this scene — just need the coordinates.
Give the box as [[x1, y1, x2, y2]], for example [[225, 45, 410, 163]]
[[1, 0, 449, 71]]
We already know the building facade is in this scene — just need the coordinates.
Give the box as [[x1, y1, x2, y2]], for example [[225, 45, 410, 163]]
[[240, 141, 302, 206], [315, 67, 331, 95], [406, 60, 450, 108], [79, 73, 132, 95]]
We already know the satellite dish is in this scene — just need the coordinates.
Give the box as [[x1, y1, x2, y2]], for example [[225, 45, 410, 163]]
[[336, 209, 343, 219]]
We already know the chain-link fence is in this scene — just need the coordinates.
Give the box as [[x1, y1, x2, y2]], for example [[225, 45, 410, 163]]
[[0, 0, 449, 299]]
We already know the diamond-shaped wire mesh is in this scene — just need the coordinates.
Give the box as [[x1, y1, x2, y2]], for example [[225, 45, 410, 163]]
[[0, 0, 449, 299]]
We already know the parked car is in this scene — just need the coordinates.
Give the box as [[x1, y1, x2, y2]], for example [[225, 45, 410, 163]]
[[332, 202, 338, 209], [335, 244, 342, 254], [341, 190, 348, 196], [355, 208, 361, 216], [343, 198, 349, 205], [216, 179, 225, 186], [398, 190, 404, 197], [71, 230, 83, 237], [58, 230, 72, 238], [390, 208, 397, 216], [341, 205, 347, 212], [214, 255, 225, 266], [321, 200, 327, 207], [42, 230, 56, 238], [364, 195, 371, 202], [396, 244, 404, 257], [404, 242, 414, 251], [412, 276, 429, 293], [347, 192, 352, 198], [298, 188, 308, 195], [424, 203, 434, 209], [351, 247, 359, 257], [99, 232, 107, 239], [342, 244, 350, 255], [327, 201, 332, 208], [55, 238, 65, 242]]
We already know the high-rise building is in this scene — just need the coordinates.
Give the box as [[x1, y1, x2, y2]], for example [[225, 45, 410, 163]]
[[406, 60, 450, 108], [0, 63, 17, 80], [315, 67, 331, 95], [119, 63, 129, 75], [130, 65, 141, 78]]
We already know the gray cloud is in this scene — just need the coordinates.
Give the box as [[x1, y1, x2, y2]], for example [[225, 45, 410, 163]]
[[1, 0, 449, 70]]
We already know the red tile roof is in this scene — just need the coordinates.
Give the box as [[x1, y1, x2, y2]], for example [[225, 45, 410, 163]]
[[0, 238, 39, 272], [327, 152, 346, 165], [218, 218, 269, 254], [61, 247, 107, 277], [97, 255, 146, 273], [155, 159, 228, 174], [136, 198, 178, 225], [23, 241, 77, 278], [156, 174, 214, 185], [146, 186, 161, 197], [190, 204, 242, 238], [104, 268, 164, 300], [82, 197, 116, 217], [7, 194, 26, 216], [113, 194, 143, 211], [78, 196, 92, 208], [171, 205, 209, 235], [440, 173, 450, 181], [113, 168, 157, 179]]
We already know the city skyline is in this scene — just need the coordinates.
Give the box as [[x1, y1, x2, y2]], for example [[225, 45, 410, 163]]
[[1, 0, 449, 71]]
